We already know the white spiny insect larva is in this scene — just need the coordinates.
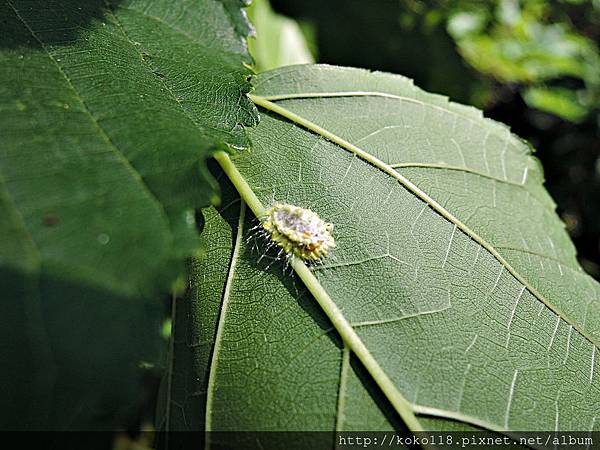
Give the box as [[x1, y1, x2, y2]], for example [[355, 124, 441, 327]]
[[260, 202, 336, 262]]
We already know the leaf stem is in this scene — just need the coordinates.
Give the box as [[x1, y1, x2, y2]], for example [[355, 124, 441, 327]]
[[214, 151, 424, 433]]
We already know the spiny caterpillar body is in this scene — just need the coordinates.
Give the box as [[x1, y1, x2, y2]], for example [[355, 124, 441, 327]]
[[261, 202, 335, 262]]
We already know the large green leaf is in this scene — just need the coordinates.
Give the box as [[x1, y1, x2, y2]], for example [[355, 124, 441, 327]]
[[164, 64, 600, 446], [0, 0, 257, 429]]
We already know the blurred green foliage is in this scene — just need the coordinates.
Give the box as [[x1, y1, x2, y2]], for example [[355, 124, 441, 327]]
[[270, 0, 600, 279], [247, 0, 315, 72], [424, 0, 600, 122]]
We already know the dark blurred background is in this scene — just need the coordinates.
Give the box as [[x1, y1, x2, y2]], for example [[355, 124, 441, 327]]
[[269, 0, 600, 279]]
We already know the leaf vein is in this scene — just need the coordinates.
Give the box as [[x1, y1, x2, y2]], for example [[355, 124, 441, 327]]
[[335, 346, 350, 433], [249, 94, 600, 353], [205, 201, 246, 434]]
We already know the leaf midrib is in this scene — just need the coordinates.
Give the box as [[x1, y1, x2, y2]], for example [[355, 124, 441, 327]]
[[248, 93, 600, 354], [213, 151, 424, 434], [215, 149, 539, 438], [215, 150, 552, 437]]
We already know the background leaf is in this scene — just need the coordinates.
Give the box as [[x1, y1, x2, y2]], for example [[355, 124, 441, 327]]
[[247, 0, 315, 72], [522, 86, 588, 122], [164, 65, 600, 447], [0, 0, 256, 430]]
